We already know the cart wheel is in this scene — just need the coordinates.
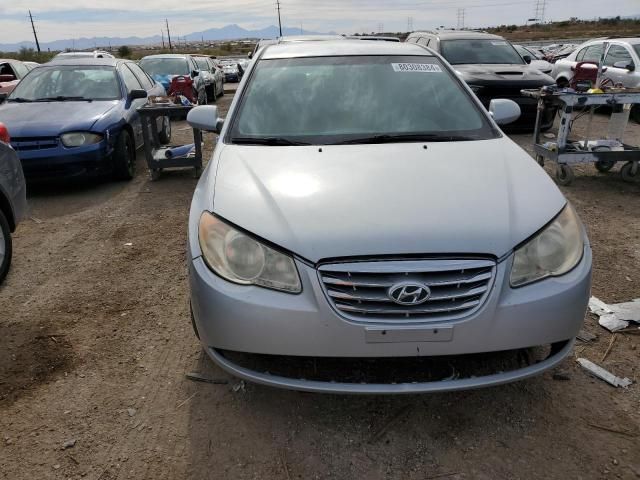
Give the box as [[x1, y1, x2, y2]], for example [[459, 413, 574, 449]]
[[193, 166, 202, 179], [535, 155, 544, 167], [150, 169, 161, 181], [621, 162, 639, 182], [555, 164, 574, 186], [594, 160, 615, 173]]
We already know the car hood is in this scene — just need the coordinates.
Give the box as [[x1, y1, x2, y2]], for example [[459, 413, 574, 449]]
[[0, 101, 118, 136], [455, 64, 554, 85], [210, 139, 566, 262]]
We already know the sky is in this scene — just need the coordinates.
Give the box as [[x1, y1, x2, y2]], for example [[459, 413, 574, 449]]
[[0, 0, 639, 44]]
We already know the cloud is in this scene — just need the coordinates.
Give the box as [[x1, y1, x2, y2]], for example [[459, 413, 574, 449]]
[[1, 0, 639, 43]]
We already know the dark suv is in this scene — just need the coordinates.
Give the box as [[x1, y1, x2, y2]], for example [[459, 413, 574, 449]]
[[406, 31, 556, 130]]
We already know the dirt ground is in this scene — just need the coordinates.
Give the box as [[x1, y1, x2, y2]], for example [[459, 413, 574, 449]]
[[1, 92, 639, 480]]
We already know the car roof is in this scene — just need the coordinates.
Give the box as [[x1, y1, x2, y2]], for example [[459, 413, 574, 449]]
[[278, 35, 345, 43], [140, 54, 191, 59], [409, 30, 504, 41], [44, 57, 125, 67], [262, 40, 432, 59]]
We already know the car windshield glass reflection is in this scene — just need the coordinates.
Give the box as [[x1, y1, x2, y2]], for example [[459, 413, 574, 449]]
[[8, 66, 120, 101], [230, 55, 496, 145], [441, 39, 525, 65], [139, 58, 189, 77]]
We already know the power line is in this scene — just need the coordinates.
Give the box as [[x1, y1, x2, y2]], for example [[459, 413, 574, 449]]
[[276, 0, 283, 37], [28, 10, 41, 52]]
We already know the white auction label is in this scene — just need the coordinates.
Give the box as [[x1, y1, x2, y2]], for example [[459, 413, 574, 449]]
[[392, 63, 442, 73]]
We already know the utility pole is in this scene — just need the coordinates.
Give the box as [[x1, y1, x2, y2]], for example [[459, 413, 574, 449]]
[[276, 0, 283, 37], [457, 8, 466, 30], [161, 30, 165, 49], [534, 0, 546, 23], [166, 19, 173, 50], [29, 10, 41, 52]]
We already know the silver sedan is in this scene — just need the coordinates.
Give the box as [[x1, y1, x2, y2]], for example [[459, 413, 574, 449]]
[[186, 40, 592, 394]]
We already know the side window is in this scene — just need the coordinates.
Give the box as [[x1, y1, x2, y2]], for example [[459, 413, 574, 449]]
[[120, 64, 142, 92], [575, 47, 588, 62], [582, 44, 604, 63], [12, 62, 29, 78], [127, 63, 153, 89], [605, 45, 634, 67], [0, 62, 17, 78]]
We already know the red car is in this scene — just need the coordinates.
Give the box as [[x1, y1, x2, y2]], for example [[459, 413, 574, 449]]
[[0, 59, 31, 96]]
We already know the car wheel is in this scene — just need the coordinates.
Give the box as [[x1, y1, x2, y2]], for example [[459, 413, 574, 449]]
[[555, 164, 574, 186], [631, 105, 640, 124], [159, 117, 171, 144], [206, 85, 215, 104], [595, 160, 615, 173], [113, 130, 136, 181], [621, 161, 639, 182], [0, 209, 12, 285]]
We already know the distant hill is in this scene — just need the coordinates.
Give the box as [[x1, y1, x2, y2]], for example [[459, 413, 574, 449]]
[[0, 24, 328, 53]]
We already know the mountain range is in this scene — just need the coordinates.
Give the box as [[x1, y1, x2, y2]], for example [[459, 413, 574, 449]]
[[0, 24, 329, 53]]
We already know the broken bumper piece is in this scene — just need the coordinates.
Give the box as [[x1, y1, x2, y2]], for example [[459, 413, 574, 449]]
[[207, 339, 574, 394]]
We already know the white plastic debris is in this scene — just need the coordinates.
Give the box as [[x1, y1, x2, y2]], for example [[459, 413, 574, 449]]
[[577, 358, 632, 388], [588, 296, 640, 332]]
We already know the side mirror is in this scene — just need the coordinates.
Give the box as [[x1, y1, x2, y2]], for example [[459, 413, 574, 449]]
[[248, 52, 253, 59], [191, 70, 199, 77], [523, 55, 532, 64], [129, 89, 148, 100], [489, 99, 521, 125], [187, 105, 224, 133], [613, 61, 635, 71]]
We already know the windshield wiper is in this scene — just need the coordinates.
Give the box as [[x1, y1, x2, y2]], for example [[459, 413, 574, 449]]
[[7, 97, 33, 103], [34, 96, 93, 102], [231, 136, 311, 146], [331, 134, 478, 145]]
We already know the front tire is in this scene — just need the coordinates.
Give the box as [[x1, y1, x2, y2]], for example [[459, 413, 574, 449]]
[[113, 130, 136, 181], [159, 117, 171, 144], [0, 209, 12, 285]]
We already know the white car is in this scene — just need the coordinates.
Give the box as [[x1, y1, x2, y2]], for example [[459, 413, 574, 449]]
[[552, 38, 640, 122]]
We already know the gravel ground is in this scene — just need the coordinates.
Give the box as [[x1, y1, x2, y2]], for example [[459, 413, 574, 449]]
[[1, 92, 639, 480]]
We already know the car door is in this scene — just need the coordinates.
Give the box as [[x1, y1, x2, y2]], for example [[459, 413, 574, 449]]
[[119, 63, 146, 147], [603, 44, 639, 88]]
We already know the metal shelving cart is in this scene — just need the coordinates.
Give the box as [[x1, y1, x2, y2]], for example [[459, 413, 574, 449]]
[[523, 88, 640, 186], [137, 103, 203, 181]]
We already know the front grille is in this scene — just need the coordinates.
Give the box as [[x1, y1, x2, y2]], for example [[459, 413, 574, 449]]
[[11, 136, 59, 151], [319, 259, 495, 323]]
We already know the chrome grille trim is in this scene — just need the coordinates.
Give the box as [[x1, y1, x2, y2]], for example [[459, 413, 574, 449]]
[[318, 259, 496, 324]]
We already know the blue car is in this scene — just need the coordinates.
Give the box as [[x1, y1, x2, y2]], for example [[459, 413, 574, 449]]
[[0, 58, 171, 180]]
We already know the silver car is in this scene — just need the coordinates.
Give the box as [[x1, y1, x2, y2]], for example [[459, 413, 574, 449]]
[[186, 41, 592, 394], [0, 125, 27, 284]]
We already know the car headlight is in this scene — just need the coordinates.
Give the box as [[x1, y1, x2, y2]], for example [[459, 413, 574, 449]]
[[198, 212, 302, 293], [60, 132, 103, 147], [510, 205, 584, 287]]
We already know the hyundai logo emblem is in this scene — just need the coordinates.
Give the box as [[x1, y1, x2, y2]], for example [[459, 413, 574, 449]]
[[388, 282, 431, 306]]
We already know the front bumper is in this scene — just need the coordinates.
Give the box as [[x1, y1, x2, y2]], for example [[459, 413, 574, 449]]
[[190, 247, 592, 393], [16, 141, 112, 179]]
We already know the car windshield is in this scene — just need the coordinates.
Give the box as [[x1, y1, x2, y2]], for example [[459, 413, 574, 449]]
[[7, 65, 120, 101], [441, 39, 524, 65], [194, 58, 209, 70], [139, 58, 189, 77], [229, 55, 496, 145]]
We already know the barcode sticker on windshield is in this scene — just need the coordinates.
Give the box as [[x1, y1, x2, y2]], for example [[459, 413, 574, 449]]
[[392, 63, 442, 73]]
